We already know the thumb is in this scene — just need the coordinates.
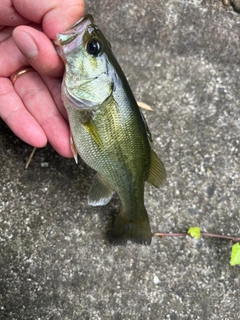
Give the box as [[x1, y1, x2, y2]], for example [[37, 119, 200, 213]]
[[12, 26, 64, 77]]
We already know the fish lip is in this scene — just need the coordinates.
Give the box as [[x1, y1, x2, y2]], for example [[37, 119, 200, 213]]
[[53, 14, 94, 47]]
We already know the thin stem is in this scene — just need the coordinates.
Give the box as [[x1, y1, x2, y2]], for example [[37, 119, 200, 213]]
[[201, 233, 240, 242], [153, 232, 240, 242], [153, 232, 187, 238]]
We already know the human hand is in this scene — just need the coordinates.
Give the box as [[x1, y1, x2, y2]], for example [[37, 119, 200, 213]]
[[0, 0, 84, 157]]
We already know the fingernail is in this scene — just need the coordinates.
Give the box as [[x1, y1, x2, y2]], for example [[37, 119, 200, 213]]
[[14, 30, 38, 59]]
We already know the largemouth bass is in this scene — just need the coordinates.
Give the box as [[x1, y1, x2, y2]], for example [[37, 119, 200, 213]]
[[54, 14, 166, 245]]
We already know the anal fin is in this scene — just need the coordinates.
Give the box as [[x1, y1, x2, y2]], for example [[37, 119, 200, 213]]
[[88, 174, 114, 206], [147, 150, 167, 187]]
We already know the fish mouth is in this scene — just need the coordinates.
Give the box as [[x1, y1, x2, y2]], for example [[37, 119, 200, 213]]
[[53, 14, 94, 47]]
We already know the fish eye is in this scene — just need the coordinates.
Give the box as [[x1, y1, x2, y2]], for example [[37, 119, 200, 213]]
[[86, 39, 102, 56]]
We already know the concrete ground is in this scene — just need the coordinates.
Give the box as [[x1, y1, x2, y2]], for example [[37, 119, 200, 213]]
[[1, 0, 240, 319]]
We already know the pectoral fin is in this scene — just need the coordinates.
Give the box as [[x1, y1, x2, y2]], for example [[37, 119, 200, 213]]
[[70, 132, 78, 164], [147, 150, 167, 187], [88, 174, 114, 206], [80, 113, 103, 149]]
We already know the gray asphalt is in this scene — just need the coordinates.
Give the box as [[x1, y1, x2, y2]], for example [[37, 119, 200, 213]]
[[1, 0, 240, 319]]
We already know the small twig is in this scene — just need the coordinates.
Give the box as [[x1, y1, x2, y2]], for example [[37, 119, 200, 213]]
[[154, 232, 187, 238], [25, 147, 37, 169], [153, 232, 240, 243]]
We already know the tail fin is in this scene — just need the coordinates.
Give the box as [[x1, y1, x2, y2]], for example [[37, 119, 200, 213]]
[[108, 208, 152, 245]]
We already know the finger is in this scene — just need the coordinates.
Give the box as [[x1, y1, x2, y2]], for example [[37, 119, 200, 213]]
[[0, 33, 28, 77], [42, 0, 85, 38], [0, 77, 47, 147], [13, 0, 85, 39], [0, 0, 29, 26], [11, 70, 73, 158], [12, 26, 64, 77], [0, 27, 14, 43], [41, 75, 68, 121]]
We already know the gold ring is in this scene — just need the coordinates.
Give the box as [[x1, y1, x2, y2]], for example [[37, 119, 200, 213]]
[[11, 67, 35, 85]]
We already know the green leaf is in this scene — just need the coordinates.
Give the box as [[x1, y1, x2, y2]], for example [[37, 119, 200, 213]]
[[188, 226, 201, 239], [230, 243, 240, 266]]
